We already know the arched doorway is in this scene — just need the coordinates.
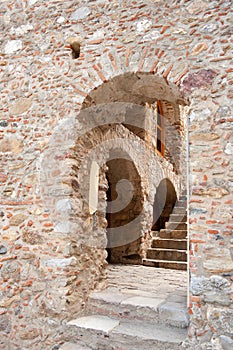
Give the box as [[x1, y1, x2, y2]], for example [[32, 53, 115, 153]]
[[143, 178, 187, 270], [152, 178, 177, 231], [105, 149, 143, 264]]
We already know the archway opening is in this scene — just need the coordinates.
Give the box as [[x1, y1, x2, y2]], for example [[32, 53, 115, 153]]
[[77, 71, 189, 316], [105, 151, 143, 264], [152, 178, 178, 231]]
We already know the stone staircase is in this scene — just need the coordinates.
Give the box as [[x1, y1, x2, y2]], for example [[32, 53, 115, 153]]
[[58, 265, 188, 350], [143, 195, 188, 270]]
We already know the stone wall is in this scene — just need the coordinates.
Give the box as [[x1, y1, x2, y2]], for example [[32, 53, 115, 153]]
[[0, 0, 232, 349]]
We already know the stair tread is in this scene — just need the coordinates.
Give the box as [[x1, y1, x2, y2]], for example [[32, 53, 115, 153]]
[[153, 238, 187, 241], [167, 222, 187, 224], [160, 229, 187, 232], [148, 248, 188, 253], [143, 258, 188, 265], [67, 314, 187, 344]]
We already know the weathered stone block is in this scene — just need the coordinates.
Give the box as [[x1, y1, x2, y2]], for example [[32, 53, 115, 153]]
[[9, 214, 28, 226], [70, 7, 90, 20], [4, 40, 22, 54], [220, 335, 233, 350], [0, 137, 23, 154], [44, 257, 77, 268], [10, 98, 32, 115], [0, 245, 7, 254], [0, 315, 11, 333]]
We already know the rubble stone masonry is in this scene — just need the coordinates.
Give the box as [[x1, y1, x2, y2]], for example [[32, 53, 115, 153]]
[[0, 0, 232, 349]]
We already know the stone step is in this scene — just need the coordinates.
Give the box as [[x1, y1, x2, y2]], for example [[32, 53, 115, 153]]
[[147, 248, 187, 262], [86, 287, 188, 328], [152, 230, 160, 237], [166, 222, 187, 230], [169, 213, 187, 223], [178, 195, 187, 201], [175, 200, 187, 207], [63, 314, 187, 350], [172, 207, 187, 215], [160, 229, 187, 239], [143, 259, 187, 271], [152, 238, 187, 250]]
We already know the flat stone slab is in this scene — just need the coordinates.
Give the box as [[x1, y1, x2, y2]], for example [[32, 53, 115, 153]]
[[90, 287, 128, 304], [121, 296, 163, 310], [67, 315, 119, 334], [113, 320, 187, 344]]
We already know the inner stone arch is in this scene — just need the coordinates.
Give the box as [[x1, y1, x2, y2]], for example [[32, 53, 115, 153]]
[[75, 69, 188, 278]]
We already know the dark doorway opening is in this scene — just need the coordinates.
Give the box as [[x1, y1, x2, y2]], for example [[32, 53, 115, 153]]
[[105, 152, 143, 264], [152, 178, 177, 231]]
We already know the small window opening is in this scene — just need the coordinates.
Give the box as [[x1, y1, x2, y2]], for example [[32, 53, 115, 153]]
[[156, 101, 165, 156], [67, 36, 82, 59], [70, 41, 80, 59]]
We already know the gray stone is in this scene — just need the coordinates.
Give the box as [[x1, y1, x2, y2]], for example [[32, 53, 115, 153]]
[[220, 335, 233, 350], [210, 275, 230, 289], [136, 19, 152, 34], [1, 261, 20, 280], [28, 0, 38, 5], [215, 106, 231, 119], [45, 257, 77, 268], [143, 30, 160, 41], [67, 315, 119, 334], [224, 142, 233, 155], [191, 276, 210, 295], [158, 302, 189, 328], [10, 24, 33, 36], [0, 245, 7, 254], [57, 16, 65, 24], [201, 23, 218, 33], [0, 120, 8, 127], [0, 315, 11, 333], [56, 199, 72, 213], [209, 308, 233, 334], [54, 221, 70, 233], [204, 291, 231, 306], [70, 7, 90, 21], [4, 40, 22, 54]]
